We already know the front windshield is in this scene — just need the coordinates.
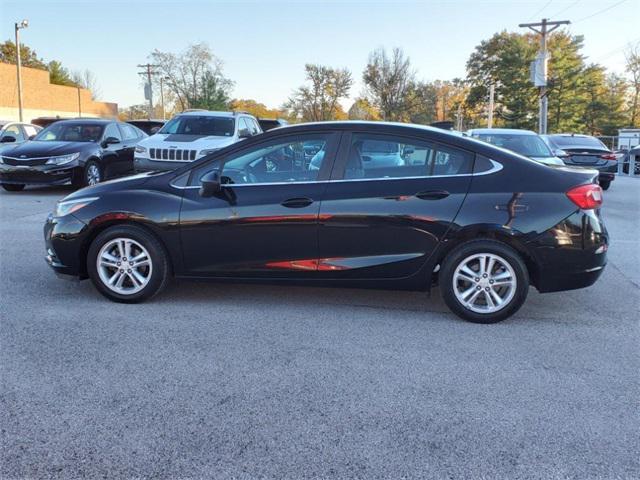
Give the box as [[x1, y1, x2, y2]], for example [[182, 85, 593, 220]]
[[476, 134, 554, 158], [33, 123, 104, 142], [159, 116, 235, 137]]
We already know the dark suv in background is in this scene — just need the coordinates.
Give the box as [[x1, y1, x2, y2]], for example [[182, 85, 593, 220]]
[[542, 134, 617, 190]]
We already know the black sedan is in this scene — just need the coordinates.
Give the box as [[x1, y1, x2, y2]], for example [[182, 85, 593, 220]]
[[44, 121, 607, 323], [0, 119, 146, 191], [542, 134, 618, 190]]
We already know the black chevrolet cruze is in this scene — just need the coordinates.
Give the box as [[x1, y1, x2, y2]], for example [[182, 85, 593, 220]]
[[44, 122, 607, 323], [0, 119, 146, 191]]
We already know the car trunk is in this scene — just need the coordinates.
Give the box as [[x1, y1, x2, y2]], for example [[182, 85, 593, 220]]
[[563, 148, 610, 167]]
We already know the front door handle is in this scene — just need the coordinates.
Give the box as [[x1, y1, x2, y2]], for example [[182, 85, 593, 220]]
[[416, 190, 450, 200], [281, 197, 314, 208]]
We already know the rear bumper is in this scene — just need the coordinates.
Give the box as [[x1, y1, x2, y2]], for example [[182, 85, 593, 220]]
[[0, 163, 74, 185], [134, 157, 191, 173], [528, 210, 608, 293]]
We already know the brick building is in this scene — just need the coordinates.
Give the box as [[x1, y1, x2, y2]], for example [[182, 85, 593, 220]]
[[0, 62, 117, 122]]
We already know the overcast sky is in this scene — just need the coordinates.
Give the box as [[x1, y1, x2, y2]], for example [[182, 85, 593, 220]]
[[1, 0, 637, 110]]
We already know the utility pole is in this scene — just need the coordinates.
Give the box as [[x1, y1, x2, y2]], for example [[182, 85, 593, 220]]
[[487, 83, 495, 128], [159, 77, 168, 120], [14, 19, 29, 122], [519, 18, 570, 134], [137, 63, 159, 119]]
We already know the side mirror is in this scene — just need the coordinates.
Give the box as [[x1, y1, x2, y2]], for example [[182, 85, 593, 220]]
[[403, 146, 415, 156], [102, 136, 120, 147], [28, 134, 37, 140], [199, 170, 221, 197], [238, 128, 252, 139], [0, 135, 17, 143]]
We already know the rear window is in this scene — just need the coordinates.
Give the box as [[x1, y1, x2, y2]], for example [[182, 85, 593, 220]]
[[549, 136, 607, 150], [159, 115, 235, 137]]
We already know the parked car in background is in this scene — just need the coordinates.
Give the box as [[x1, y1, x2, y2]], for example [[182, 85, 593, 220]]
[[30, 116, 68, 129], [257, 118, 289, 131], [126, 119, 166, 136], [133, 111, 262, 172], [542, 134, 617, 190], [467, 128, 564, 166], [0, 119, 147, 191], [0, 121, 42, 146], [45, 121, 607, 324]]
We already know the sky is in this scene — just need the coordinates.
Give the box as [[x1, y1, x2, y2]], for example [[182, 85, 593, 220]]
[[1, 0, 638, 111]]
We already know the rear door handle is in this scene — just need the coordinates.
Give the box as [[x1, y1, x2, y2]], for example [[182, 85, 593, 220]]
[[416, 190, 450, 200], [281, 197, 314, 208]]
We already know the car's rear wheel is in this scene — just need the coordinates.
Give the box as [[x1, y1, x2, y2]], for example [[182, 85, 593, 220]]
[[600, 180, 611, 190], [1, 183, 25, 192], [440, 240, 529, 323], [87, 225, 170, 303], [85, 161, 103, 186]]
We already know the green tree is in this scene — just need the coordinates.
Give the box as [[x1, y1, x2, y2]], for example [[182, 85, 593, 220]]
[[348, 97, 381, 120], [284, 64, 352, 121], [47, 60, 76, 87], [188, 70, 231, 111], [625, 43, 640, 127], [0, 40, 46, 69]]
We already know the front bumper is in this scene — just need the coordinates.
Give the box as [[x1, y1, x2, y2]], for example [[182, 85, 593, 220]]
[[528, 210, 608, 293], [134, 157, 192, 173], [44, 212, 88, 278], [0, 163, 74, 185]]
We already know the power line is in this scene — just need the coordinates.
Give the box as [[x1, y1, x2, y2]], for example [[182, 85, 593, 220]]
[[573, 0, 627, 23], [548, 0, 580, 18], [526, 0, 554, 21], [591, 36, 640, 63]]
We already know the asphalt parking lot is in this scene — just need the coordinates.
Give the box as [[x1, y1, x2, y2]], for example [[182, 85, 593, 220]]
[[1, 177, 639, 479]]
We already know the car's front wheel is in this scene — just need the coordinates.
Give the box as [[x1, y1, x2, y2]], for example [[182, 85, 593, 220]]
[[84, 161, 103, 186], [87, 225, 170, 303], [1, 183, 25, 192], [440, 240, 529, 323]]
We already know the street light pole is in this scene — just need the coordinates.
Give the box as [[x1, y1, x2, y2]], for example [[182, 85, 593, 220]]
[[14, 19, 29, 122], [160, 77, 166, 120]]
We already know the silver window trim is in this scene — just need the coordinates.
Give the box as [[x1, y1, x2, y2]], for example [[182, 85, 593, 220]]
[[171, 159, 503, 190]]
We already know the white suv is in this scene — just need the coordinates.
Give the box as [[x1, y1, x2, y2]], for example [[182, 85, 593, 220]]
[[133, 111, 262, 172]]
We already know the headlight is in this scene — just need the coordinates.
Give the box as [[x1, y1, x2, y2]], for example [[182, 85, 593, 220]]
[[46, 152, 80, 166], [199, 148, 219, 156], [54, 196, 99, 217], [135, 145, 147, 154]]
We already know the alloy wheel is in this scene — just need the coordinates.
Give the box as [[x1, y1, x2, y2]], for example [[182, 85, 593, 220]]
[[86, 164, 101, 185], [96, 238, 153, 295], [452, 253, 517, 314]]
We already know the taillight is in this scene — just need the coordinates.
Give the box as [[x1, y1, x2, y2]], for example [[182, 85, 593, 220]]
[[566, 184, 603, 210], [600, 153, 617, 161]]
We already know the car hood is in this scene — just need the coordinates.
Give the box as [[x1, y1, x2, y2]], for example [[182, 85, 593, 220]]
[[62, 171, 168, 201], [0, 140, 96, 158], [138, 134, 237, 151]]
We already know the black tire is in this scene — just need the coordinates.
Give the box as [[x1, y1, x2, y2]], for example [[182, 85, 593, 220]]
[[439, 239, 529, 323], [1, 183, 25, 192], [600, 180, 611, 190], [84, 160, 103, 186], [87, 225, 170, 303]]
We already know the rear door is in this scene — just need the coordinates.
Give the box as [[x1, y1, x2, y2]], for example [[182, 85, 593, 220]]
[[179, 132, 340, 277], [317, 131, 474, 278], [117, 123, 142, 173], [101, 123, 127, 177]]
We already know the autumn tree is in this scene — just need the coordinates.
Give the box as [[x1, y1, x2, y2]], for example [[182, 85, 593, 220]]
[[0, 40, 46, 69], [150, 42, 233, 111], [363, 47, 414, 121], [348, 97, 381, 120], [284, 64, 352, 121], [625, 43, 640, 127]]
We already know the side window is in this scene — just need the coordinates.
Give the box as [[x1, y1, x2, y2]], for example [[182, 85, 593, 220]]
[[238, 118, 251, 135], [104, 123, 122, 141], [3, 124, 25, 142], [344, 133, 473, 179], [474, 155, 500, 174], [119, 123, 139, 141], [190, 134, 334, 186], [249, 118, 261, 134]]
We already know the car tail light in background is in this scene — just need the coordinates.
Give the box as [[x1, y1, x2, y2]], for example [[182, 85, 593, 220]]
[[600, 153, 618, 161], [566, 184, 603, 210]]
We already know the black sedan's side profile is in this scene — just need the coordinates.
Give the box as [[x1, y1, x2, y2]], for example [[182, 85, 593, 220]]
[[0, 119, 146, 191], [44, 122, 607, 323]]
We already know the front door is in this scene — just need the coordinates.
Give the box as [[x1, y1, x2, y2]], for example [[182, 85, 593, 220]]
[[317, 131, 474, 278], [179, 132, 340, 277]]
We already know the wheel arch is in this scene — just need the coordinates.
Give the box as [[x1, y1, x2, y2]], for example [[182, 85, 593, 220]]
[[430, 226, 540, 289], [78, 219, 174, 279]]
